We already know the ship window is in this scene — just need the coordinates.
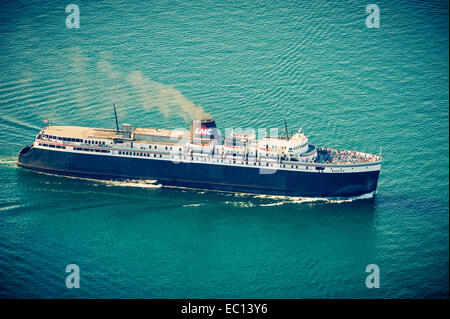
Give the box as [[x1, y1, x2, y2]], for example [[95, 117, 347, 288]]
[[165, 147, 167, 150], [154, 154, 156, 157], [160, 155, 162, 158]]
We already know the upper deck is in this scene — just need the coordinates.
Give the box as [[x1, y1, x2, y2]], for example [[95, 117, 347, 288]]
[[41, 125, 188, 145], [315, 147, 381, 165], [43, 126, 117, 141]]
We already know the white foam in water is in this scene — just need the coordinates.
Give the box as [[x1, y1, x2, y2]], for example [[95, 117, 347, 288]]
[[17, 169, 163, 189], [0, 204, 25, 212], [224, 201, 256, 208], [0, 157, 19, 168], [102, 179, 162, 189], [254, 191, 376, 206], [182, 203, 203, 207]]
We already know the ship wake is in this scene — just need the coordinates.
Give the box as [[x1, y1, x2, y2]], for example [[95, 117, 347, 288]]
[[253, 191, 376, 206]]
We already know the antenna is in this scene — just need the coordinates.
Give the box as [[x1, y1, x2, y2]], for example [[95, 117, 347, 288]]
[[113, 103, 119, 132], [283, 118, 290, 140]]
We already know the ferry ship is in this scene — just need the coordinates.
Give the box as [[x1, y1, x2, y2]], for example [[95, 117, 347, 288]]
[[17, 113, 382, 197]]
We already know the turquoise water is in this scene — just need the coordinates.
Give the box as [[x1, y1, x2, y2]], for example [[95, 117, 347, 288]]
[[0, 0, 448, 298]]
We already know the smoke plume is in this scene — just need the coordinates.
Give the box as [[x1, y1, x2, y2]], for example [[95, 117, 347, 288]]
[[127, 71, 211, 122]]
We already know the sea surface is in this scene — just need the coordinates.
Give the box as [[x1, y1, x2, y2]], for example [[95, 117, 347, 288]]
[[0, 0, 448, 298]]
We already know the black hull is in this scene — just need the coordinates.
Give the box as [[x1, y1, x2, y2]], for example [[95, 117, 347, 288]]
[[17, 147, 380, 197]]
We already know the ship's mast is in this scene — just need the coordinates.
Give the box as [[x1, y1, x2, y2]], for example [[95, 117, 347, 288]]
[[113, 103, 119, 132], [283, 118, 290, 140]]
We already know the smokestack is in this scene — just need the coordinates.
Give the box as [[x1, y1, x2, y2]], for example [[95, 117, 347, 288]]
[[190, 119, 221, 144]]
